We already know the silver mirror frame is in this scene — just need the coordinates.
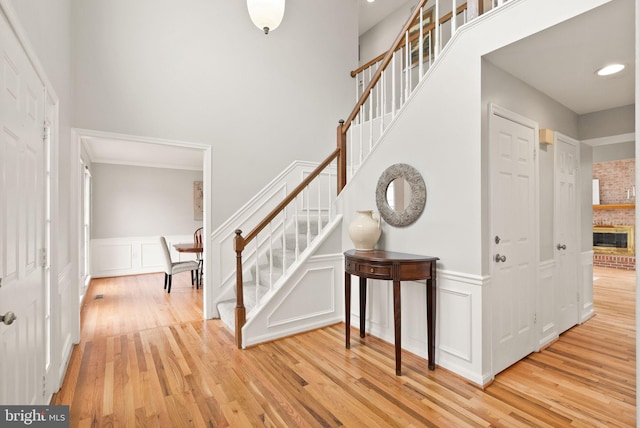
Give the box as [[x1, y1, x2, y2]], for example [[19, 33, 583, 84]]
[[375, 163, 426, 227]]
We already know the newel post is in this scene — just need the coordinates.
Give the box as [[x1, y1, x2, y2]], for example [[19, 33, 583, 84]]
[[337, 119, 347, 192], [233, 229, 246, 349]]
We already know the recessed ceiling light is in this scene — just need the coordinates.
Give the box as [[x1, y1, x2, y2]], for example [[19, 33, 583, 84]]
[[367, 0, 375, 3], [596, 63, 625, 76]]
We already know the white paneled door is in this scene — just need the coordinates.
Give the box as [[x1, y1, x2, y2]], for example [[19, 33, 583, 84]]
[[554, 133, 580, 334], [489, 105, 537, 376], [0, 10, 47, 404]]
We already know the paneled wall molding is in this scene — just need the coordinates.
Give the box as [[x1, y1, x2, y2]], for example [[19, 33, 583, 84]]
[[91, 235, 195, 278], [244, 253, 344, 347], [344, 268, 488, 387], [437, 269, 487, 286], [56, 262, 76, 390], [538, 259, 558, 348], [581, 250, 595, 323]]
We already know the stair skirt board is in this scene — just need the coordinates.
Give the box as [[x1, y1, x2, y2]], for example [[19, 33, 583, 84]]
[[242, 253, 344, 348], [216, 216, 343, 344]]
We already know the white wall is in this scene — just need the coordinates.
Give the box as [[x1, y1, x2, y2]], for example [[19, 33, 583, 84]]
[[579, 104, 635, 140], [358, 0, 414, 65], [71, 0, 359, 228], [92, 163, 203, 239], [593, 141, 635, 161]]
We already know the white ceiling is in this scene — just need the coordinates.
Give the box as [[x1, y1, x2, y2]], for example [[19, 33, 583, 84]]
[[86, 1, 635, 169], [82, 136, 204, 171], [484, 0, 635, 115]]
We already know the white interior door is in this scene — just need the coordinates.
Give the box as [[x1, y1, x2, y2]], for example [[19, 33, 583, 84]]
[[0, 9, 47, 405], [554, 132, 580, 333], [489, 105, 537, 376]]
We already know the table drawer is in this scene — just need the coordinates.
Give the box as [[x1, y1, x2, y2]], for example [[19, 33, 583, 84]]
[[355, 262, 392, 278]]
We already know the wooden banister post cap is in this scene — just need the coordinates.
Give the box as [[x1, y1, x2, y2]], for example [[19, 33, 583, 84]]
[[234, 229, 245, 252], [339, 119, 345, 125]]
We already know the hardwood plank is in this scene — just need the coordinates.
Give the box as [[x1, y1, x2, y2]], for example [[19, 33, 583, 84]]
[[52, 268, 636, 427]]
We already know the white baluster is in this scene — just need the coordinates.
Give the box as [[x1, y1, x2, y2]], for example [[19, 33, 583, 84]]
[[368, 88, 373, 150], [404, 31, 409, 101], [254, 237, 260, 304], [428, 31, 433, 67], [368, 67, 372, 121], [380, 70, 385, 135], [306, 186, 311, 249], [282, 218, 286, 275], [359, 105, 364, 166], [327, 167, 333, 221], [419, 7, 424, 80], [392, 52, 396, 119], [317, 178, 322, 234], [376, 68, 382, 122], [355, 71, 360, 102], [268, 222, 273, 289], [348, 122, 354, 180], [435, 0, 440, 57], [451, 0, 456, 36], [295, 196, 300, 258]]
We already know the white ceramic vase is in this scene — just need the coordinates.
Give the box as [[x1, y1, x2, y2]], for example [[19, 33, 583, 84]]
[[348, 210, 381, 251]]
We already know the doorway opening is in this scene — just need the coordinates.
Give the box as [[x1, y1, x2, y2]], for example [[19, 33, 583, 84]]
[[72, 128, 211, 320]]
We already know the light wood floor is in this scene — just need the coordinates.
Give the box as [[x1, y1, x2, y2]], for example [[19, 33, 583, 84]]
[[52, 267, 636, 427]]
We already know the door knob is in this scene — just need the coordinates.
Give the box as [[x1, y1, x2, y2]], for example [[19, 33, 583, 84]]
[[494, 254, 506, 263], [557, 244, 567, 250], [0, 311, 16, 325]]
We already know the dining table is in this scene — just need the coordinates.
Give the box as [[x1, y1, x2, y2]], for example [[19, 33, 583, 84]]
[[173, 242, 203, 288]]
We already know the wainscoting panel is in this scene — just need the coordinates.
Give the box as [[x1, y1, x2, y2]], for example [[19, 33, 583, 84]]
[[91, 235, 194, 278], [538, 259, 557, 348], [581, 250, 595, 323], [439, 288, 472, 362], [57, 263, 76, 390], [267, 266, 336, 327], [351, 268, 486, 385], [244, 254, 344, 347]]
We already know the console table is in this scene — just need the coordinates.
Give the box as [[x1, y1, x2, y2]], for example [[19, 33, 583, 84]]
[[344, 249, 439, 375]]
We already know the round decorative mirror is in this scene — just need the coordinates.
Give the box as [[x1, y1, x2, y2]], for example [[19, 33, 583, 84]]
[[375, 163, 426, 227]]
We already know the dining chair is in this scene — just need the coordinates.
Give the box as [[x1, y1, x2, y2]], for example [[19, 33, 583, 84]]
[[194, 227, 204, 286], [159, 236, 199, 293]]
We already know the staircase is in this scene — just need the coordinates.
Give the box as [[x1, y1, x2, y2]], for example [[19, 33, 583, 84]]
[[216, 217, 329, 330], [211, 0, 512, 348]]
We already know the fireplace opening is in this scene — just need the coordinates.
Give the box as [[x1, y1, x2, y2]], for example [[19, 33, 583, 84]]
[[592, 225, 635, 256], [593, 232, 628, 248]]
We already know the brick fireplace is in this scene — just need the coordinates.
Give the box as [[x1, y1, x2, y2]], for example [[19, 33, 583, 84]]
[[592, 158, 635, 270]]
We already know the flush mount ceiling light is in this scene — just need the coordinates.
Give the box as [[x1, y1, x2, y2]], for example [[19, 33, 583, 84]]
[[595, 63, 625, 76], [247, 0, 285, 35], [367, 0, 375, 3]]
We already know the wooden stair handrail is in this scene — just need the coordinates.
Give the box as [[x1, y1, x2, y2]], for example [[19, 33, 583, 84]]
[[343, 0, 429, 132], [243, 147, 341, 245], [233, 146, 341, 348], [350, 3, 469, 78]]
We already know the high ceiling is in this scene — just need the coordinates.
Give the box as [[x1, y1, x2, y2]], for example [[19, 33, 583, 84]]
[[86, 0, 635, 169], [358, 0, 411, 35]]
